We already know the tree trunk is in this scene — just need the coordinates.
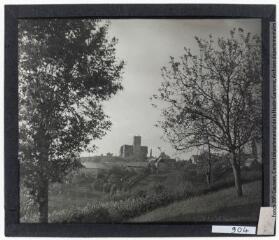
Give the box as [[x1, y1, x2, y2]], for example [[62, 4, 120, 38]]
[[231, 150, 243, 197], [38, 134, 50, 223], [206, 164, 212, 185], [38, 177, 48, 223], [251, 137, 258, 162], [206, 141, 212, 186]]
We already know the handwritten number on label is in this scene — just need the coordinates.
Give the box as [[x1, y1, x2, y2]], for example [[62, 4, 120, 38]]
[[232, 227, 249, 233], [212, 225, 256, 234]]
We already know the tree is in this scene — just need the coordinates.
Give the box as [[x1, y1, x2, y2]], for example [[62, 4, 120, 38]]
[[19, 19, 124, 222], [152, 28, 262, 196], [195, 150, 212, 185], [197, 117, 213, 185]]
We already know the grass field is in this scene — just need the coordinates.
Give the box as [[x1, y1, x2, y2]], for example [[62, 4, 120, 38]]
[[20, 164, 262, 223], [130, 181, 261, 222]]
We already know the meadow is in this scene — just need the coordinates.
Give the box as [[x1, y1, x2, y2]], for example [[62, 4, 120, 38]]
[[20, 162, 262, 223], [131, 181, 261, 222]]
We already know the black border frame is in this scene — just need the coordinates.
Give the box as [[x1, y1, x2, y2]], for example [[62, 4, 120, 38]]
[[5, 4, 276, 237]]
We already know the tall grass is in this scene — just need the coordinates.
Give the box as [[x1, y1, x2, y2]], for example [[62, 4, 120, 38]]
[[20, 162, 261, 223], [49, 169, 261, 223]]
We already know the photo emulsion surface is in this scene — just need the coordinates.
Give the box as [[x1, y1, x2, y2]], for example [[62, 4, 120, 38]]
[[19, 19, 263, 223]]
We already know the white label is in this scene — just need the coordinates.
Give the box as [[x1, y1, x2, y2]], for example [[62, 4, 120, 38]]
[[212, 225, 256, 235], [257, 207, 276, 235]]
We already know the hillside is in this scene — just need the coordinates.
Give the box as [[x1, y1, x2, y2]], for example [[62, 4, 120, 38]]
[[20, 161, 261, 223], [130, 181, 261, 223]]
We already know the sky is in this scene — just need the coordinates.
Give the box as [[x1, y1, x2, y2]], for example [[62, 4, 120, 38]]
[[83, 19, 261, 159]]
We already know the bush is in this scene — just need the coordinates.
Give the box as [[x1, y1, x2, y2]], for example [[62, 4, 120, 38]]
[[152, 184, 165, 194], [80, 205, 111, 223], [49, 184, 203, 223], [20, 186, 39, 223], [209, 169, 262, 192], [49, 204, 111, 223], [49, 168, 262, 223], [65, 169, 96, 184], [136, 190, 147, 198]]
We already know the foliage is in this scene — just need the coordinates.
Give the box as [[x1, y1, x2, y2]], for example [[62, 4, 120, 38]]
[[131, 181, 262, 223], [20, 163, 261, 223], [18, 19, 124, 221], [152, 28, 261, 152], [48, 174, 261, 223], [92, 166, 148, 193], [152, 28, 262, 196], [20, 185, 39, 223], [49, 204, 111, 223]]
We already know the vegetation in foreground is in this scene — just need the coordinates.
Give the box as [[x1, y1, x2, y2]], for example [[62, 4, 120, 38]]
[[19, 23, 262, 224], [19, 19, 125, 223], [20, 164, 261, 223], [130, 181, 261, 223]]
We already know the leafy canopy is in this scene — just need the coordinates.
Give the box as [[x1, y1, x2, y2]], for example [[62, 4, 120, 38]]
[[19, 19, 124, 188], [152, 28, 262, 154]]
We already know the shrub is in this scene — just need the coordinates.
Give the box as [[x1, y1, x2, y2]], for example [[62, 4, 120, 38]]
[[80, 205, 111, 223], [93, 178, 105, 191], [50, 204, 111, 223], [49, 185, 203, 223], [153, 184, 165, 194], [49, 169, 262, 224], [136, 190, 147, 198], [66, 169, 96, 184], [20, 186, 39, 223], [209, 169, 262, 192]]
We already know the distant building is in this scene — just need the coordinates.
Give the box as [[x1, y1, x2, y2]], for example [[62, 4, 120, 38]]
[[147, 152, 176, 173], [119, 136, 148, 161], [149, 149, 153, 158], [189, 154, 200, 164]]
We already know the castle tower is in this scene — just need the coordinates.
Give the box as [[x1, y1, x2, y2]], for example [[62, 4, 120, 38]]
[[133, 136, 141, 146], [133, 136, 141, 159]]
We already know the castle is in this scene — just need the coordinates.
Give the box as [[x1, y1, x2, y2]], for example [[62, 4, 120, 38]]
[[119, 136, 148, 161]]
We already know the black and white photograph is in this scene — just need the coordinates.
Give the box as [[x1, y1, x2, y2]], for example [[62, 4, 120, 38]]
[[17, 18, 265, 224]]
